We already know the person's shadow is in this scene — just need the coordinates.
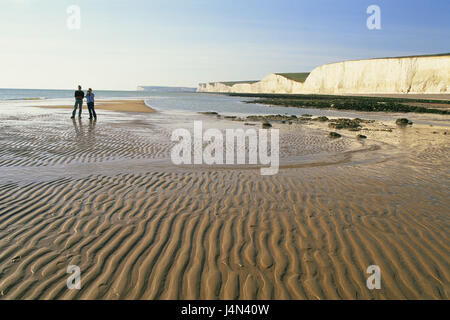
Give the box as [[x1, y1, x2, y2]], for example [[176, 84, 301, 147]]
[[87, 119, 96, 144]]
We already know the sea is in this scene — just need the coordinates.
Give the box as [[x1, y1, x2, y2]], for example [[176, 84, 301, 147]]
[[0, 88, 447, 125]]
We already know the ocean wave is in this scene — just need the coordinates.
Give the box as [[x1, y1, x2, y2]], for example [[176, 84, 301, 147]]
[[1, 97, 47, 101]]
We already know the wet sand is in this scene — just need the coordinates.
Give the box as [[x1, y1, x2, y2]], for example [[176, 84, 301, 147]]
[[0, 103, 448, 299]]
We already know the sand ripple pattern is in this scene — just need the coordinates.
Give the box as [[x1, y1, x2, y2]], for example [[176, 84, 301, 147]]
[[0, 163, 448, 299]]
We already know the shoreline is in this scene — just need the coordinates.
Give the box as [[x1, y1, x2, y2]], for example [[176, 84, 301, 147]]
[[204, 91, 450, 101]]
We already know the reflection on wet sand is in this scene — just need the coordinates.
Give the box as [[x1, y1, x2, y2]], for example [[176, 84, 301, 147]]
[[72, 118, 97, 145]]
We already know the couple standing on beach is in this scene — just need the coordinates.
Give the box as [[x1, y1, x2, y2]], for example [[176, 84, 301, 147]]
[[71, 85, 97, 120]]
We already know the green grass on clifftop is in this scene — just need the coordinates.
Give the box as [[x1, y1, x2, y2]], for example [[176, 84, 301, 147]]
[[213, 80, 259, 86]]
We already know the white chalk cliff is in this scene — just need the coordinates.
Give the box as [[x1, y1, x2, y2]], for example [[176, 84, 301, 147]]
[[197, 54, 450, 94]]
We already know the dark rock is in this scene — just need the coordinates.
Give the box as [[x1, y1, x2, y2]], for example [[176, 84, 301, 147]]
[[200, 111, 218, 115], [396, 118, 413, 125], [357, 134, 367, 139], [328, 118, 362, 130], [262, 122, 272, 128], [329, 132, 341, 138]]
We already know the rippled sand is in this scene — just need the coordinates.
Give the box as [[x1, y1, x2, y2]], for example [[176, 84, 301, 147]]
[[0, 103, 448, 299]]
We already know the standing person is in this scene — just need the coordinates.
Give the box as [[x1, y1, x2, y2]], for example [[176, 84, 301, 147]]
[[86, 88, 97, 120], [71, 85, 85, 119]]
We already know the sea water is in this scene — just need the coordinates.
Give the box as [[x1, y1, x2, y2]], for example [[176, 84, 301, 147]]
[[0, 88, 447, 125]]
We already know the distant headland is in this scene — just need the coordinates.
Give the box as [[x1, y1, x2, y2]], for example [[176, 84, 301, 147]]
[[138, 86, 196, 92]]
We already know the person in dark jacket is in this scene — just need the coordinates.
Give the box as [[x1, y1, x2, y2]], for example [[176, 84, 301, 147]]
[[86, 88, 97, 120], [71, 85, 85, 118]]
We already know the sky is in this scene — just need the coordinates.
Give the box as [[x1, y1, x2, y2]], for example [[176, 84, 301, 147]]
[[0, 0, 449, 90]]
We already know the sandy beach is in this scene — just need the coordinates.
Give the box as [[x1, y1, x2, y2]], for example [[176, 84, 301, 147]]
[[0, 99, 448, 300], [41, 99, 156, 113]]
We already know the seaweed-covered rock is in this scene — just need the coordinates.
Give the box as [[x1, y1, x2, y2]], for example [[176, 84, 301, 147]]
[[200, 111, 219, 115], [246, 115, 261, 121], [329, 132, 341, 138], [246, 114, 297, 122], [354, 118, 375, 124], [240, 96, 450, 115], [314, 116, 329, 122], [328, 118, 362, 130], [262, 122, 272, 128], [357, 134, 367, 139]]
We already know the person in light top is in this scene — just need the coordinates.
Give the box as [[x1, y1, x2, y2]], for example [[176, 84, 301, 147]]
[[85, 88, 97, 120]]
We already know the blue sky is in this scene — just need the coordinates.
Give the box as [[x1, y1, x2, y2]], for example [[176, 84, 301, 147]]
[[1, 0, 448, 90]]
